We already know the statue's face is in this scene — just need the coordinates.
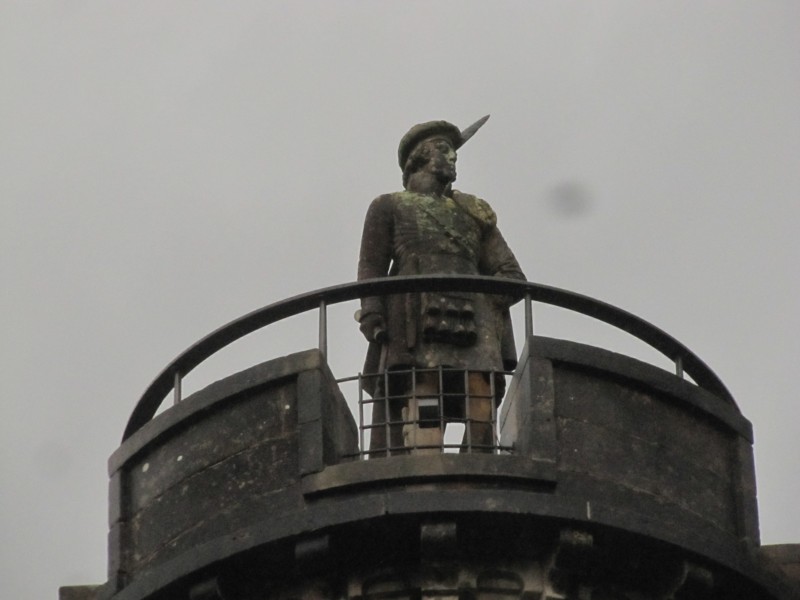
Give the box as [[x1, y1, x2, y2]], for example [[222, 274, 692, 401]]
[[420, 137, 457, 184]]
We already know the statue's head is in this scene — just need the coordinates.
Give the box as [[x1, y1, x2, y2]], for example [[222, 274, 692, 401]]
[[399, 120, 462, 189]]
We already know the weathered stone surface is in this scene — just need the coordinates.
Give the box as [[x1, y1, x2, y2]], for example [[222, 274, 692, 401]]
[[109, 350, 331, 472], [107, 349, 359, 585], [734, 434, 761, 545], [762, 545, 800, 590], [89, 337, 793, 600], [557, 415, 735, 532], [127, 385, 297, 514], [107, 521, 130, 586], [129, 437, 300, 570], [303, 454, 556, 497], [546, 528, 595, 597], [501, 336, 752, 544], [500, 337, 557, 462], [59, 586, 100, 600]]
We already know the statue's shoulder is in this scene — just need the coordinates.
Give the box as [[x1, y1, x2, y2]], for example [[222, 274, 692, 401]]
[[366, 192, 400, 216], [370, 191, 415, 206], [452, 190, 497, 229], [368, 191, 426, 214]]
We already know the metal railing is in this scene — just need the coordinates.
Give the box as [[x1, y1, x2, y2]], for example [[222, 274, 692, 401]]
[[122, 276, 736, 441], [341, 366, 514, 458]]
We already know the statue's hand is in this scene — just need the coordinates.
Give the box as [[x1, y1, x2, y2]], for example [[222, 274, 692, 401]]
[[359, 312, 388, 343], [490, 294, 515, 310]]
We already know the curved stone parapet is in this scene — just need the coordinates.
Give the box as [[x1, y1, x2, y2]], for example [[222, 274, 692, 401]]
[[67, 339, 797, 600], [104, 349, 358, 598], [500, 336, 758, 555]]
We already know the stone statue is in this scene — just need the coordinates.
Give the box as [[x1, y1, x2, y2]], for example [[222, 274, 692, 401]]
[[357, 116, 525, 454]]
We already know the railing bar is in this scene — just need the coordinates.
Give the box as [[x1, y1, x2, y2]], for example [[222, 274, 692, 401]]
[[358, 373, 365, 458], [438, 366, 445, 453], [464, 369, 471, 453], [675, 355, 684, 379], [124, 276, 736, 441], [524, 292, 533, 338], [318, 299, 327, 357], [173, 371, 181, 405], [410, 367, 418, 453], [490, 370, 497, 453], [384, 369, 390, 458]]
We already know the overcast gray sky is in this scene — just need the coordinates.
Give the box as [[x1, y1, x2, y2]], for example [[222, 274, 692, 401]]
[[2, 2, 799, 598]]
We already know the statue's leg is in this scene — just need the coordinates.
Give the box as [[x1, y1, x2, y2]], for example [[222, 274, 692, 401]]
[[388, 398, 406, 455], [462, 372, 494, 453], [369, 373, 410, 457], [368, 399, 385, 457], [402, 371, 443, 454]]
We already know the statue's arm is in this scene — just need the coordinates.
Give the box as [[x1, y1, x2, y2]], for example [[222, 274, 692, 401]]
[[357, 196, 394, 340], [480, 225, 525, 281], [480, 223, 526, 307], [454, 191, 524, 283]]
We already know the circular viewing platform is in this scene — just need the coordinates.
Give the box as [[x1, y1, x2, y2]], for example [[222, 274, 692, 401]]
[[65, 277, 800, 600]]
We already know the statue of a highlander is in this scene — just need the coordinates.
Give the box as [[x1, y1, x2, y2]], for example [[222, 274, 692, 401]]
[[357, 116, 526, 454]]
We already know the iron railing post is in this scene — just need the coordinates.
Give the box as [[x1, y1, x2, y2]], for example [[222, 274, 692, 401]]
[[490, 369, 497, 453], [524, 293, 533, 338], [358, 375, 365, 457], [318, 299, 327, 357], [173, 371, 182, 405]]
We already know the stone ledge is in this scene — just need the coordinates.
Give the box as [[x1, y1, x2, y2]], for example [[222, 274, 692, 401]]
[[302, 454, 557, 497]]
